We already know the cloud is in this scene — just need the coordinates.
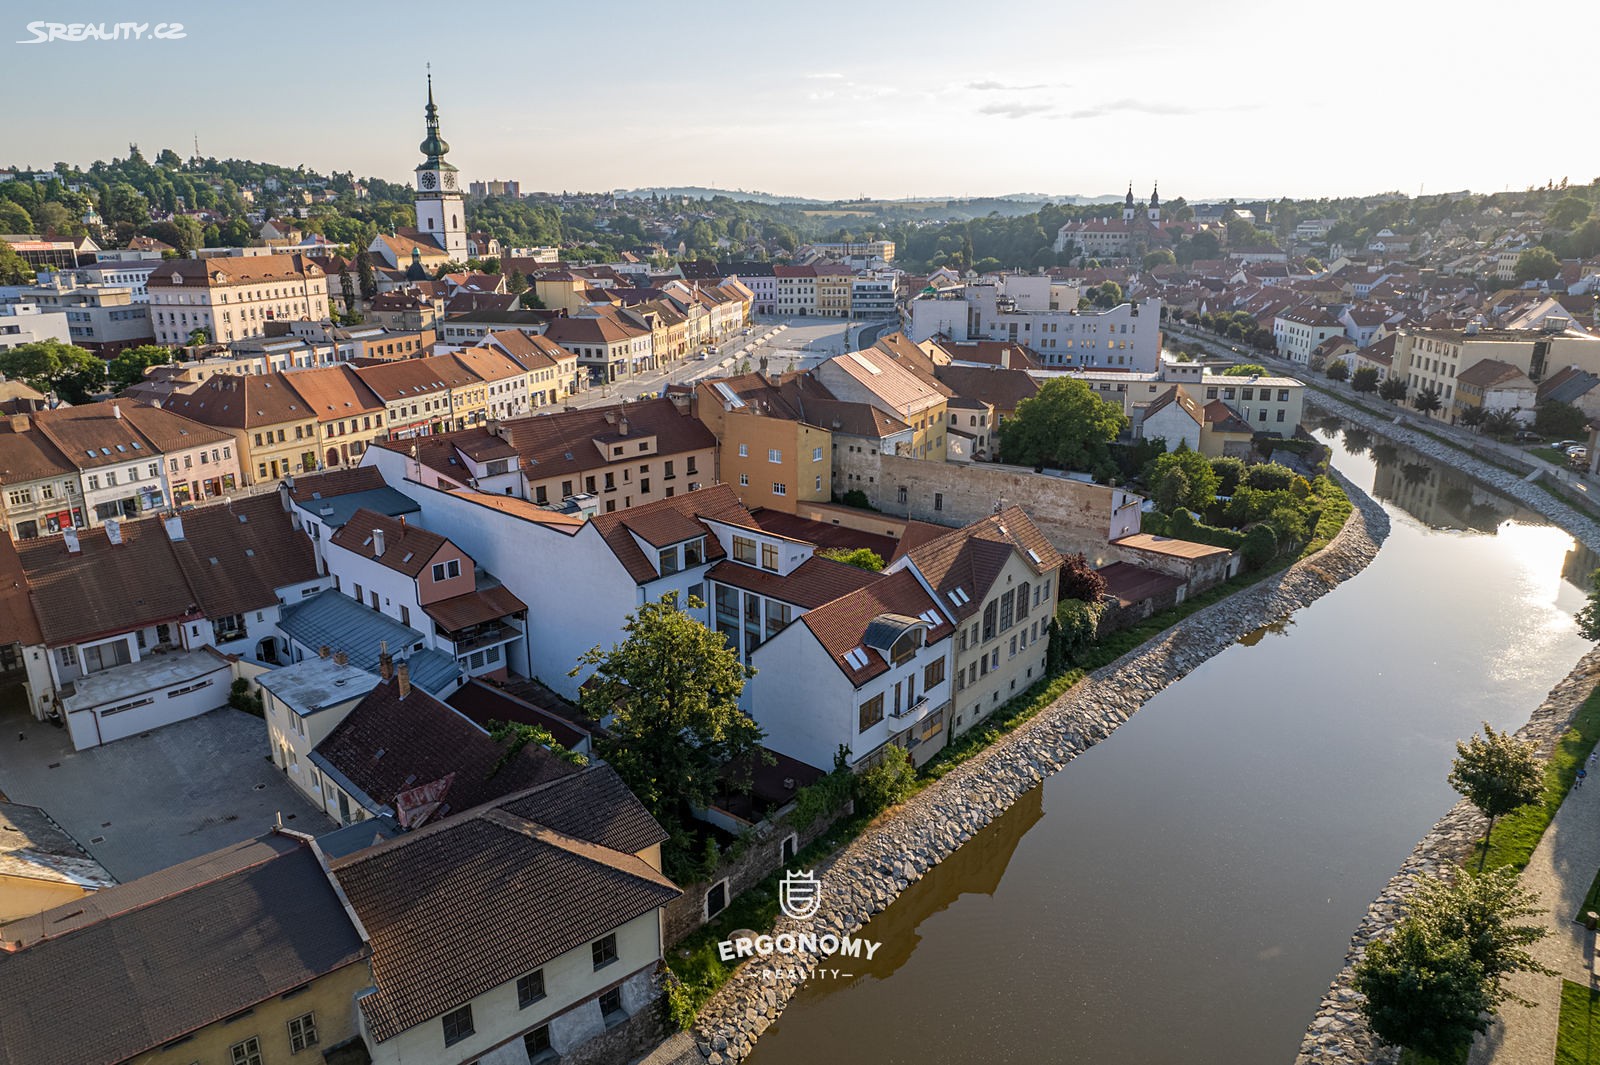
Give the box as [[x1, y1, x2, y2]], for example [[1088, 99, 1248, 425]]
[[977, 101, 1055, 119], [1063, 98, 1253, 120], [967, 79, 1049, 92], [805, 72, 846, 80]]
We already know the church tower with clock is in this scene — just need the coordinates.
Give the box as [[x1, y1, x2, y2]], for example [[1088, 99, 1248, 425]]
[[414, 75, 468, 260]]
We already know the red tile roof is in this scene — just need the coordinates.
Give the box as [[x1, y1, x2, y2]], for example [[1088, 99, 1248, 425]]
[[797, 569, 952, 686]]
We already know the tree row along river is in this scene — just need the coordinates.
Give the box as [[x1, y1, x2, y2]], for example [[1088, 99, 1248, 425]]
[[744, 423, 1597, 1065]]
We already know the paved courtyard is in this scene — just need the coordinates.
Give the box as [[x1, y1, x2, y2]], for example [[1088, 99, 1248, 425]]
[[0, 704, 333, 882]]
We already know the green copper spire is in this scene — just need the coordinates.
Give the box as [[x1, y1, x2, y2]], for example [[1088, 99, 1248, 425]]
[[418, 72, 452, 168]]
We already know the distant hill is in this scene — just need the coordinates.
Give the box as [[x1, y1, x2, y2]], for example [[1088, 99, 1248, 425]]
[[614, 186, 1130, 209], [614, 187, 827, 205]]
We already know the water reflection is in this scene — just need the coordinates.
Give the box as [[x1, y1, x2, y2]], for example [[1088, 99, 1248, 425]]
[[1238, 615, 1296, 646]]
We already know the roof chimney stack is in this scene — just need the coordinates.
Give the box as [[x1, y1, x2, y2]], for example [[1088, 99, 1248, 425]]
[[163, 514, 184, 541], [8, 414, 28, 433], [371, 528, 386, 557], [395, 659, 411, 700], [112, 403, 121, 420], [333, 649, 348, 666], [104, 518, 122, 546], [378, 640, 393, 681], [318, 645, 331, 659], [63, 527, 80, 554]]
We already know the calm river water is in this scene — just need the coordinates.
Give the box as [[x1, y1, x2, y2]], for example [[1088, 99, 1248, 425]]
[[746, 425, 1597, 1065]]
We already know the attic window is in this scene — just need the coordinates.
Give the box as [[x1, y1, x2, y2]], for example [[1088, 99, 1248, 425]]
[[208, 556, 219, 564], [115, 444, 126, 452], [1026, 548, 1042, 565], [401, 552, 414, 564], [100, 448, 110, 456], [844, 647, 869, 670], [237, 514, 248, 523], [362, 536, 373, 547], [131, 441, 142, 448], [918, 609, 940, 625], [947, 587, 970, 606], [245, 548, 255, 557]]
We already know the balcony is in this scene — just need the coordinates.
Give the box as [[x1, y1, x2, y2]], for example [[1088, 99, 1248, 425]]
[[891, 695, 929, 720], [445, 622, 518, 655]]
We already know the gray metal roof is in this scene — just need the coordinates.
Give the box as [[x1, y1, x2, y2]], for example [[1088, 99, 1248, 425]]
[[295, 485, 420, 529], [278, 590, 460, 695]]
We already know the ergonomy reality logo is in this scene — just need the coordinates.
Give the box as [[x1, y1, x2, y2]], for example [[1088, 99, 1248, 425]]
[[778, 869, 821, 920]]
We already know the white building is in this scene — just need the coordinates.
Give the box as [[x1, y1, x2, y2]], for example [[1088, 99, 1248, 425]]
[[1272, 307, 1346, 365], [146, 253, 328, 346], [909, 279, 1163, 371], [0, 301, 71, 350]]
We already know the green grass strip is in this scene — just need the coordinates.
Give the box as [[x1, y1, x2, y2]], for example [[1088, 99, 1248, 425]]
[[1559, 979, 1600, 1065], [1474, 687, 1600, 873]]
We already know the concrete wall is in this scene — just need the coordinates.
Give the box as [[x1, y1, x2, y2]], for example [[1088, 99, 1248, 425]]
[[855, 455, 1143, 565]]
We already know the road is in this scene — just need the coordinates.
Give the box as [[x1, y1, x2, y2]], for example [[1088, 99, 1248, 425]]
[[564, 316, 896, 409]]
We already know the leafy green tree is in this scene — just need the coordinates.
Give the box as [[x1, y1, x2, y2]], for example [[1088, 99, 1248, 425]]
[[0, 201, 32, 233], [572, 594, 765, 863], [340, 270, 356, 316], [999, 377, 1128, 475], [1513, 246, 1561, 283], [1482, 408, 1522, 437], [1546, 195, 1592, 230], [1574, 568, 1600, 641], [1352, 366, 1380, 393], [1142, 249, 1176, 270], [1379, 375, 1408, 403], [1459, 405, 1487, 431], [506, 270, 527, 295], [1354, 918, 1493, 1060], [186, 328, 211, 347], [817, 547, 885, 571], [854, 745, 917, 814], [1448, 723, 1543, 865], [107, 344, 173, 388], [1152, 467, 1190, 513], [1243, 463, 1295, 492], [1146, 444, 1220, 511], [0, 340, 103, 398], [1209, 456, 1246, 495], [0, 240, 34, 285], [1533, 400, 1586, 438], [1409, 868, 1552, 1005], [1240, 524, 1278, 569], [1326, 360, 1350, 381], [1222, 363, 1267, 377], [355, 250, 377, 301], [1412, 387, 1443, 415]]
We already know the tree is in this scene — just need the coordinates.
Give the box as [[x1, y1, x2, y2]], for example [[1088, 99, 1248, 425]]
[[855, 745, 917, 815], [1513, 247, 1561, 284], [1243, 463, 1295, 492], [1534, 400, 1586, 438], [1058, 552, 1107, 602], [1459, 405, 1488, 431], [0, 201, 32, 233], [1241, 524, 1278, 569], [1210, 455, 1246, 495], [1142, 249, 1176, 270], [107, 344, 173, 389], [999, 378, 1128, 475], [1546, 195, 1592, 231], [186, 327, 211, 347], [1379, 376, 1408, 403], [817, 547, 885, 571], [355, 250, 377, 301], [1412, 387, 1443, 415], [1448, 723, 1543, 866], [506, 270, 528, 295], [1482, 408, 1522, 437], [1408, 868, 1552, 1005], [1223, 363, 1267, 377], [572, 594, 765, 865], [1152, 466, 1191, 514], [1325, 360, 1350, 382], [1351, 366, 1381, 393], [1354, 918, 1493, 1060], [1146, 444, 1220, 512], [0, 339, 103, 399], [0, 240, 33, 285], [1574, 568, 1600, 640]]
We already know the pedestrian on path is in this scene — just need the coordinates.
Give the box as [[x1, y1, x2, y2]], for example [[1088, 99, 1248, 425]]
[[1578, 767, 1588, 789]]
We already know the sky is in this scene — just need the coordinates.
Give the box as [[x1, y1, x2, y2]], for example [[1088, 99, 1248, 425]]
[[6, 0, 1600, 204]]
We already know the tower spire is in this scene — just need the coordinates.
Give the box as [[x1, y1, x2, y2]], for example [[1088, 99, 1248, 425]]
[[419, 66, 451, 167]]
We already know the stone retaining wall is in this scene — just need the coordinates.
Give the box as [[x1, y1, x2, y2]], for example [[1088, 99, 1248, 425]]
[[686, 468, 1391, 1063], [1304, 392, 1600, 553], [1293, 647, 1600, 1064]]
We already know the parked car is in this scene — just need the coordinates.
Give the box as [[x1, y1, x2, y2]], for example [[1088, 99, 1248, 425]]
[[1554, 440, 1583, 451], [1514, 430, 1541, 442], [1566, 444, 1588, 455], [1569, 448, 1589, 466]]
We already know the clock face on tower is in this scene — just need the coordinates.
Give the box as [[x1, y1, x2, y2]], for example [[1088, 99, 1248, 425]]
[[443, 172, 457, 190], [420, 171, 437, 190]]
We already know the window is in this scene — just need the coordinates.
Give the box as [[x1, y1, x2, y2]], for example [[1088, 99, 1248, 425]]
[[599, 986, 627, 1025], [230, 1038, 264, 1065], [524, 1025, 554, 1061], [933, 492, 943, 512], [5, 488, 30, 506], [592, 933, 618, 970], [859, 693, 884, 731], [518, 970, 546, 1008], [659, 545, 681, 576], [432, 559, 462, 582], [768, 448, 782, 464], [761, 542, 779, 571], [1015, 583, 1030, 620], [442, 1004, 475, 1047], [999, 593, 1014, 632], [924, 658, 946, 688], [772, 482, 787, 496], [812, 446, 823, 462], [288, 1012, 318, 1052], [739, 473, 749, 486], [982, 600, 997, 641], [732, 535, 758, 565], [87, 474, 99, 491], [896, 486, 908, 506], [705, 879, 729, 918], [738, 443, 749, 457], [684, 538, 704, 566]]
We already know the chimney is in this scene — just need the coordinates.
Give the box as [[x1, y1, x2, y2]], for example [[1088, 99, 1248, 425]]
[[163, 514, 184, 541], [278, 482, 292, 512], [395, 659, 411, 699], [63, 528, 80, 554], [112, 403, 122, 420], [371, 528, 386, 557], [333, 649, 348, 666], [618, 415, 629, 436], [378, 641, 394, 681], [318, 645, 332, 659], [104, 518, 122, 545], [1000, 348, 1011, 370], [8, 414, 27, 433]]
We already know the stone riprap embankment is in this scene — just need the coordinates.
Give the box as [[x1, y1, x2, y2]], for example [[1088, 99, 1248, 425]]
[[1304, 392, 1600, 553], [686, 470, 1390, 1063], [1293, 647, 1600, 1065]]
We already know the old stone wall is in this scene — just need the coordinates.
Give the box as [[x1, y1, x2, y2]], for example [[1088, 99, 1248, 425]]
[[662, 804, 850, 947], [684, 466, 1389, 1063]]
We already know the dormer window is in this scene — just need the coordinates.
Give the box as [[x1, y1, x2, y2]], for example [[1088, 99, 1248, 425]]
[[658, 545, 681, 576], [683, 538, 704, 566]]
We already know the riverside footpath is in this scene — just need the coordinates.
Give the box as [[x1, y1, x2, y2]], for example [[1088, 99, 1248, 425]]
[[672, 470, 1390, 1064]]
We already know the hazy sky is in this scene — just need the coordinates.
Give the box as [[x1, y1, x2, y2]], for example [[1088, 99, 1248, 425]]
[[7, 0, 1598, 202]]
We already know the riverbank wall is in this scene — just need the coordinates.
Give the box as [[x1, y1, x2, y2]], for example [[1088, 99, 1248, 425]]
[[1293, 646, 1600, 1065], [683, 470, 1391, 1064]]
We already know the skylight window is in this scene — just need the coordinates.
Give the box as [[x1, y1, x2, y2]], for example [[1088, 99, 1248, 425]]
[[1026, 548, 1042, 565], [844, 648, 869, 670], [947, 587, 970, 606]]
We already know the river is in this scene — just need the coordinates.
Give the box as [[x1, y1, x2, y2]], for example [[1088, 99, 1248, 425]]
[[745, 425, 1597, 1065]]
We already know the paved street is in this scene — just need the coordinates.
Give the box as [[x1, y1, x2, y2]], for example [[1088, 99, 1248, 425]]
[[0, 705, 332, 881], [565, 316, 892, 408]]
